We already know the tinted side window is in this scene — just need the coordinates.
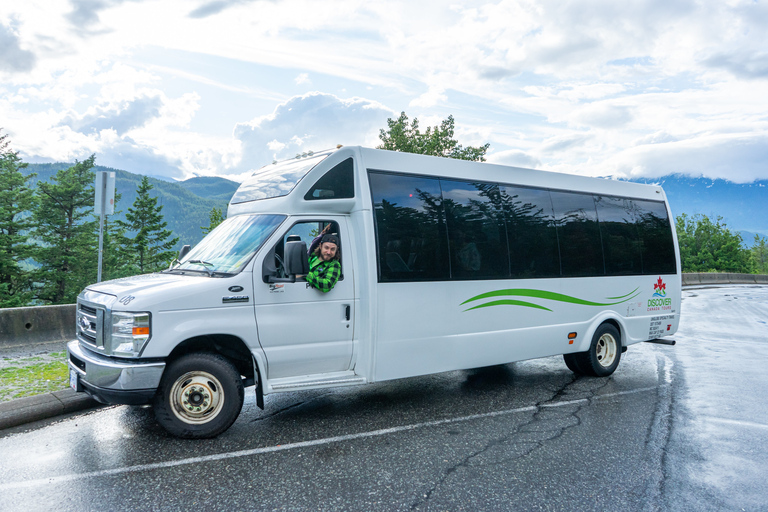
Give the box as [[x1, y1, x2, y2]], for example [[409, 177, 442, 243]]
[[550, 191, 604, 277], [304, 158, 354, 200], [595, 195, 643, 275], [369, 172, 450, 282], [442, 180, 509, 279], [500, 186, 560, 278], [635, 200, 677, 274]]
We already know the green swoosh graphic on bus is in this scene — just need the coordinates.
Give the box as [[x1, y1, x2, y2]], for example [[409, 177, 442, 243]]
[[604, 287, 640, 300], [461, 288, 640, 312], [463, 299, 554, 312]]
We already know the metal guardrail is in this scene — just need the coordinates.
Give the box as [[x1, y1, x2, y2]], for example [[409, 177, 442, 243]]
[[1, 274, 766, 349]]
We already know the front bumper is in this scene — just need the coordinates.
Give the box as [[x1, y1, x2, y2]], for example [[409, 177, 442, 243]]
[[67, 340, 166, 405]]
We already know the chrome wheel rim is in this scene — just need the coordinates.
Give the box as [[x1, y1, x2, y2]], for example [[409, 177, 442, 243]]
[[169, 371, 224, 424], [595, 333, 618, 368]]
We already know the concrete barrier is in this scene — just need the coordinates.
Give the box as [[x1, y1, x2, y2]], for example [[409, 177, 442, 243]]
[[683, 273, 767, 286], [681, 273, 700, 286], [0, 304, 75, 349]]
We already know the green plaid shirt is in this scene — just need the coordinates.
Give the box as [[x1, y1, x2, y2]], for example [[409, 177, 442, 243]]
[[307, 254, 341, 293]]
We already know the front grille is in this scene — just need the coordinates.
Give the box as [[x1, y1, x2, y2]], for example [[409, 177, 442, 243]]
[[80, 304, 97, 316], [77, 300, 104, 347], [80, 330, 97, 344]]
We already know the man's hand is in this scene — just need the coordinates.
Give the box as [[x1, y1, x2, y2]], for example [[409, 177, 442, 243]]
[[321, 224, 332, 235]]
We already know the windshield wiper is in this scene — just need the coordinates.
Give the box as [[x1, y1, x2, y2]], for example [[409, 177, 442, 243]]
[[188, 259, 215, 277]]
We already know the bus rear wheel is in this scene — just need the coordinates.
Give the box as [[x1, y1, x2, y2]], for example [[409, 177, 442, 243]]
[[563, 353, 585, 374], [153, 353, 244, 439], [566, 324, 622, 377]]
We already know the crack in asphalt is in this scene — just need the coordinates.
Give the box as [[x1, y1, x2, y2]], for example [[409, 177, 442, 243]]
[[640, 352, 676, 511], [410, 374, 613, 511]]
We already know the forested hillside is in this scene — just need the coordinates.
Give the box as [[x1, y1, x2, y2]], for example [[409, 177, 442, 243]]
[[24, 164, 238, 249], [177, 176, 240, 202]]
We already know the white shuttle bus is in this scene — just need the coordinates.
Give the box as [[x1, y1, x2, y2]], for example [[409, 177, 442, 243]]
[[68, 146, 681, 438]]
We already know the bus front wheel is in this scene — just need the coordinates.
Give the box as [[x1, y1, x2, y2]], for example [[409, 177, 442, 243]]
[[153, 353, 244, 439], [565, 324, 621, 377]]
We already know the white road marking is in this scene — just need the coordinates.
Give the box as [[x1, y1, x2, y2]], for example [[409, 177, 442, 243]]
[[0, 386, 659, 490], [704, 416, 768, 430]]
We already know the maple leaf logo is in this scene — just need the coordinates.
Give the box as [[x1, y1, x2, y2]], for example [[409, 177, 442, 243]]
[[653, 276, 666, 297]]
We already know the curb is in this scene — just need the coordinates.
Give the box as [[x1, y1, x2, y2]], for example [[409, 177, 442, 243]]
[[0, 389, 101, 431]]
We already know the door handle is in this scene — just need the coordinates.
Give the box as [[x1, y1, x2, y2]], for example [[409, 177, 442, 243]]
[[345, 305, 350, 321]]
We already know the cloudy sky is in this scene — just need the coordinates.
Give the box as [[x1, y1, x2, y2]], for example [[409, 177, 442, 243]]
[[1, 0, 766, 183]]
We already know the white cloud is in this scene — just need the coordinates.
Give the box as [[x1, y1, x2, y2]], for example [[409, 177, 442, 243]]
[[294, 73, 311, 85], [487, 149, 541, 169], [0, 19, 35, 72], [570, 103, 634, 129], [409, 86, 448, 108], [232, 92, 393, 172], [602, 133, 768, 184], [62, 94, 164, 135]]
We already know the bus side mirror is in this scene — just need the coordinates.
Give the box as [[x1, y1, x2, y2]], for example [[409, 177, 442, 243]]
[[265, 240, 308, 283], [178, 244, 191, 261], [284, 241, 309, 275]]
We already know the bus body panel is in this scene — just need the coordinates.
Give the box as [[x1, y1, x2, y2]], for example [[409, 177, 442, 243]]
[[371, 273, 680, 382]]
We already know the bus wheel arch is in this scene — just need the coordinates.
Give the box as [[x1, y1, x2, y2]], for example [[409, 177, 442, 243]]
[[166, 334, 255, 385]]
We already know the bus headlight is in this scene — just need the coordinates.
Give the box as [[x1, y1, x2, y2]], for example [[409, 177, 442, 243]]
[[111, 312, 151, 357]]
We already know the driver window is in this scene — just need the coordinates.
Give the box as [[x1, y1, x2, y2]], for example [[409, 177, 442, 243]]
[[272, 220, 341, 279]]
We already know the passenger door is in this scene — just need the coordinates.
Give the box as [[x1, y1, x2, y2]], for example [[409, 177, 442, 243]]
[[253, 218, 354, 379]]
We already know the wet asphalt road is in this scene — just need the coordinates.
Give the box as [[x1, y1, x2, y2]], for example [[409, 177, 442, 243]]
[[0, 286, 766, 511]]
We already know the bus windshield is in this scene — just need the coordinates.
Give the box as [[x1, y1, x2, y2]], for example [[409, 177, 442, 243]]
[[168, 214, 285, 275], [230, 153, 329, 204]]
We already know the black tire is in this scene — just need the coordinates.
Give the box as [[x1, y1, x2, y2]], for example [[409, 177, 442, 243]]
[[573, 323, 622, 377], [153, 353, 244, 439], [563, 353, 585, 375]]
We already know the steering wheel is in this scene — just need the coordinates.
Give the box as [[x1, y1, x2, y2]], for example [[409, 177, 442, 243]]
[[274, 252, 286, 278]]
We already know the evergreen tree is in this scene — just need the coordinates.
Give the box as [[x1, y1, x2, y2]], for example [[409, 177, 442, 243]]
[[201, 206, 224, 235], [0, 130, 35, 307], [99, 193, 135, 281], [378, 112, 490, 162], [32, 156, 98, 304], [119, 176, 179, 273], [749, 235, 768, 274]]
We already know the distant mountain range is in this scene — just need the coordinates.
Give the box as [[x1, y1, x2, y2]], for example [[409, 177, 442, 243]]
[[22, 164, 767, 251], [628, 175, 768, 245]]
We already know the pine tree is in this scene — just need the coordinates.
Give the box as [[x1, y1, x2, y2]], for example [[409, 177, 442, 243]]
[[201, 206, 224, 235], [99, 193, 135, 281], [119, 176, 179, 273], [32, 156, 98, 304], [0, 130, 36, 307], [750, 235, 768, 274]]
